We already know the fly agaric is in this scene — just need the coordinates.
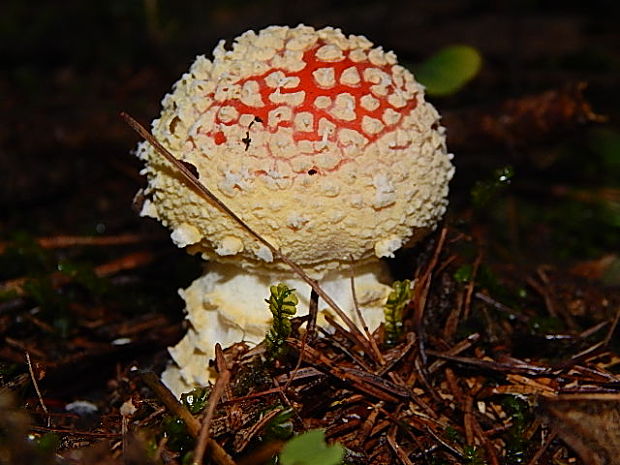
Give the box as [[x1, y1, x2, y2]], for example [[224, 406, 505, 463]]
[[136, 25, 454, 396]]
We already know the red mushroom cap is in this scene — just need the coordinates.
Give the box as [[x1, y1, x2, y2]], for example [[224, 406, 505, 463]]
[[138, 25, 454, 276]]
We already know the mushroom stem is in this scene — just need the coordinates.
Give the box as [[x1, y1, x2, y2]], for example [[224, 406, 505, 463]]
[[161, 261, 392, 397], [130, 25, 454, 396]]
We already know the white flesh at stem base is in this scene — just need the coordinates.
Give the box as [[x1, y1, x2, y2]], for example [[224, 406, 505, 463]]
[[161, 260, 392, 397]]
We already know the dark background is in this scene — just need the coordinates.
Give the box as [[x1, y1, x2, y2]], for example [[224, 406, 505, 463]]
[[1, 1, 619, 301], [0, 2, 619, 453]]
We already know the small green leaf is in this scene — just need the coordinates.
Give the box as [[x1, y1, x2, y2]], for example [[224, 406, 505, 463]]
[[463, 445, 486, 465], [454, 264, 473, 283], [383, 280, 412, 346], [265, 283, 298, 360], [35, 432, 60, 455], [181, 386, 210, 414], [266, 283, 298, 317], [163, 416, 194, 452], [264, 407, 295, 440], [415, 45, 482, 96], [501, 395, 533, 465], [280, 429, 344, 465]]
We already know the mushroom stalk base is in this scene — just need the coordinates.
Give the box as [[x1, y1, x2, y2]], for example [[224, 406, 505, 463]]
[[161, 261, 392, 397]]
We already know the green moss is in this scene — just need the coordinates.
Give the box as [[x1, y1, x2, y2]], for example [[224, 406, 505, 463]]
[[34, 433, 60, 456], [56, 261, 109, 295], [463, 445, 486, 465], [232, 358, 273, 398], [454, 264, 473, 283], [22, 277, 73, 337], [383, 280, 412, 346], [181, 386, 211, 415], [0, 233, 52, 280], [162, 416, 194, 453], [501, 395, 533, 465]]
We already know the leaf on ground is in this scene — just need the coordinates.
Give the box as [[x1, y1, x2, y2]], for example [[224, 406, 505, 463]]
[[279, 429, 344, 465], [414, 45, 482, 96]]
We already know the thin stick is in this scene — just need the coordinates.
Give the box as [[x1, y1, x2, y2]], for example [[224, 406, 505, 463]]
[[29, 425, 120, 438], [121, 112, 364, 340], [237, 441, 285, 465], [2, 251, 155, 296], [283, 288, 319, 393], [0, 233, 156, 253], [475, 292, 530, 322], [139, 371, 236, 465], [553, 392, 620, 401], [603, 307, 620, 346], [349, 259, 385, 365], [413, 227, 447, 370], [193, 344, 231, 465], [140, 372, 200, 434], [427, 333, 480, 374], [525, 431, 557, 465], [387, 426, 415, 465], [424, 426, 464, 459], [462, 252, 482, 320], [25, 352, 50, 427], [120, 401, 134, 462], [306, 288, 319, 338]]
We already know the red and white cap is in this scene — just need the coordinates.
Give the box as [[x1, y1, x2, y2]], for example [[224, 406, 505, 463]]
[[138, 25, 454, 278]]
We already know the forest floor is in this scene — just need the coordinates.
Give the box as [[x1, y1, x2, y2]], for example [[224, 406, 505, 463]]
[[1, 2, 619, 464]]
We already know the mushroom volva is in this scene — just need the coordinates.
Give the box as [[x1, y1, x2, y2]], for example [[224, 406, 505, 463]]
[[135, 25, 454, 396]]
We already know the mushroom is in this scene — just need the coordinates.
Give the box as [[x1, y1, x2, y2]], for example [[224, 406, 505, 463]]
[[136, 25, 454, 396]]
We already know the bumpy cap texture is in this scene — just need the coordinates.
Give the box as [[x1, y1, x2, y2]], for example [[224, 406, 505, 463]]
[[138, 25, 454, 277]]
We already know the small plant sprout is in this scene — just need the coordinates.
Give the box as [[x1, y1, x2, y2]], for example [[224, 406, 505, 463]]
[[383, 280, 412, 346], [132, 25, 453, 395], [265, 283, 298, 360]]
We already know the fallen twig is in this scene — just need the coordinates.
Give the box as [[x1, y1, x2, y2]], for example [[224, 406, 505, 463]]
[[139, 371, 236, 465], [25, 352, 50, 427], [1, 250, 156, 296], [0, 233, 158, 254], [193, 344, 232, 465]]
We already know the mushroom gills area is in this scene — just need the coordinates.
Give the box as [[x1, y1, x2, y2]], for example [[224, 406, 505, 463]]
[[162, 261, 391, 397]]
